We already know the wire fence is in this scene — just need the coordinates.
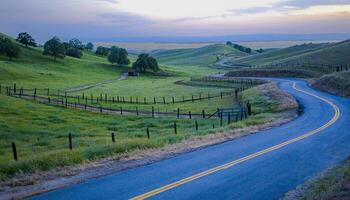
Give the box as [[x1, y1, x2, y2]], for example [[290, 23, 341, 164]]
[[1, 84, 251, 119]]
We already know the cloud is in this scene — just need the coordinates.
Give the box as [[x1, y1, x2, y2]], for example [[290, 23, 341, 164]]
[[276, 0, 350, 9], [97, 0, 119, 4], [228, 0, 350, 15]]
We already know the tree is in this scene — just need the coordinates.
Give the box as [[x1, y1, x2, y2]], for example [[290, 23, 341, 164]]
[[257, 48, 264, 53], [226, 41, 233, 46], [16, 32, 36, 47], [68, 38, 84, 50], [95, 46, 109, 56], [132, 53, 159, 72], [0, 37, 20, 60], [62, 42, 70, 51], [66, 47, 83, 58], [86, 42, 94, 51], [108, 46, 130, 65], [43, 36, 65, 60]]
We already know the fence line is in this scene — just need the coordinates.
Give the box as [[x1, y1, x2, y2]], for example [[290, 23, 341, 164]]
[[4, 87, 249, 120], [250, 62, 349, 73]]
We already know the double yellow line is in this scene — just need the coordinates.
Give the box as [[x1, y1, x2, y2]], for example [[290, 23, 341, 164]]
[[130, 82, 341, 200]]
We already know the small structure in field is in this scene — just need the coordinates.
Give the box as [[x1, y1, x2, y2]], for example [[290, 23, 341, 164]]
[[128, 70, 140, 76]]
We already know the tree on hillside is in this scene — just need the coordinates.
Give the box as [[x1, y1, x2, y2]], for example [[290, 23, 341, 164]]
[[0, 37, 21, 60], [43, 36, 65, 61], [66, 47, 83, 58], [69, 38, 84, 50], [132, 53, 159, 72], [108, 46, 130, 65], [226, 41, 233, 46], [62, 42, 70, 51], [16, 32, 36, 47], [95, 46, 109, 56], [257, 48, 264, 53], [86, 42, 94, 51]]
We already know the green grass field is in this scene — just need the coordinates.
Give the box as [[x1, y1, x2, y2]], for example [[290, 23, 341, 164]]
[[0, 33, 279, 181]]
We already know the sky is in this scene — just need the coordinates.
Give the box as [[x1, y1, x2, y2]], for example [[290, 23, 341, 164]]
[[1, 0, 350, 42]]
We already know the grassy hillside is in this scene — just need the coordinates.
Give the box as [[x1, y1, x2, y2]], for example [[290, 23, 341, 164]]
[[0, 37, 125, 89], [228, 42, 331, 66], [277, 40, 350, 66], [225, 40, 350, 68], [152, 44, 248, 67]]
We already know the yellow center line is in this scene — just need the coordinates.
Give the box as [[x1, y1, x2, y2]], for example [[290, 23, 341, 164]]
[[130, 81, 341, 200]]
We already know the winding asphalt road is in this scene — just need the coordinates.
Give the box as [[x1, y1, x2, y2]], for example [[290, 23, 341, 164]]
[[30, 78, 350, 200]]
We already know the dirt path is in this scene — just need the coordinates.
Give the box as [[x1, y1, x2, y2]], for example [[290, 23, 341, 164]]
[[65, 73, 128, 93]]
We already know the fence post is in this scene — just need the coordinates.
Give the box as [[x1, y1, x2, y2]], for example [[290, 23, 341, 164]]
[[202, 110, 205, 118], [120, 107, 123, 115], [34, 88, 37, 100], [189, 111, 192, 119], [136, 107, 139, 115], [220, 114, 223, 127], [247, 102, 252, 116], [0, 84, 2, 94], [228, 113, 231, 124], [13, 83, 16, 94], [65, 99, 68, 107], [144, 97, 146, 104], [152, 106, 154, 118], [163, 97, 165, 104], [154, 97, 156, 104], [100, 105, 102, 113], [220, 92, 223, 99], [174, 122, 177, 134], [172, 96, 175, 104], [111, 132, 115, 143], [177, 108, 180, 118], [48, 97, 51, 103], [47, 88, 50, 96], [69, 133, 72, 150], [191, 95, 194, 102], [147, 127, 150, 139], [11, 142, 18, 161], [195, 121, 198, 131]]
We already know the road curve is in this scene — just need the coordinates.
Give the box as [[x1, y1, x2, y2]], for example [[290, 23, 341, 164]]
[[30, 79, 350, 200]]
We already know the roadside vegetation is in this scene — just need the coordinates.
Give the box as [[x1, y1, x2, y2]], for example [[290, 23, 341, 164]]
[[283, 158, 350, 200], [311, 71, 350, 97]]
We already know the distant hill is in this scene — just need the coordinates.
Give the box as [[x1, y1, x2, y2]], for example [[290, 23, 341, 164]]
[[229, 42, 331, 66], [226, 39, 350, 67], [152, 44, 248, 67], [275, 40, 350, 66]]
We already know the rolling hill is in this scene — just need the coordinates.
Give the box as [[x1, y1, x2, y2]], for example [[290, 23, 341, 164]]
[[151, 44, 249, 67], [225, 40, 350, 68], [0, 34, 126, 89]]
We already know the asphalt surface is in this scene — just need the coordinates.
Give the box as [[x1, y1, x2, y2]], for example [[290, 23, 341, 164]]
[[30, 78, 350, 200]]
